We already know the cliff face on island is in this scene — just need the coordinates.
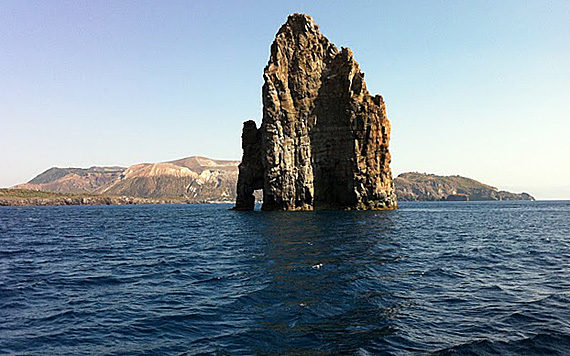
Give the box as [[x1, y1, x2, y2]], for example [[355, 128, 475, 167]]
[[395, 173, 535, 201], [235, 14, 397, 211]]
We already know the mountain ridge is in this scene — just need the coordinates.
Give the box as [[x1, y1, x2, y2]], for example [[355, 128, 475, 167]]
[[13, 156, 239, 201]]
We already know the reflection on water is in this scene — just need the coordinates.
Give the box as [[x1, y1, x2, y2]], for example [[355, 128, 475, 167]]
[[228, 210, 406, 355]]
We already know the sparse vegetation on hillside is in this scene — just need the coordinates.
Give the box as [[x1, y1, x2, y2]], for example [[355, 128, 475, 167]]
[[28, 167, 124, 185], [0, 189, 82, 198], [0, 189, 192, 206]]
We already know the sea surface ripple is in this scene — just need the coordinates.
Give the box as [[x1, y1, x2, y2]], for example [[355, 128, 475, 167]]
[[1, 201, 570, 355]]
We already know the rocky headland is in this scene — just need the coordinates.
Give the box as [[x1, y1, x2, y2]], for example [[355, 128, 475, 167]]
[[235, 14, 396, 211], [395, 172, 534, 201]]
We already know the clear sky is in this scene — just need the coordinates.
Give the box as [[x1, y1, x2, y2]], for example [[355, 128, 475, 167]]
[[1, 1, 568, 199]]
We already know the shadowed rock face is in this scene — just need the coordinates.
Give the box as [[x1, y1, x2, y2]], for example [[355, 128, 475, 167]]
[[235, 14, 397, 211], [234, 121, 263, 210]]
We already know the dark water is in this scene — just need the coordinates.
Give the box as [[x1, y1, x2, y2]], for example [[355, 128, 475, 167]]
[[1, 201, 570, 355]]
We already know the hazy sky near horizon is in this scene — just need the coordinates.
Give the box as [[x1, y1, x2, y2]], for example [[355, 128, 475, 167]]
[[1, 1, 568, 199]]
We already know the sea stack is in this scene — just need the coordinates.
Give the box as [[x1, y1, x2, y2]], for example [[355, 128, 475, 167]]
[[235, 14, 397, 211]]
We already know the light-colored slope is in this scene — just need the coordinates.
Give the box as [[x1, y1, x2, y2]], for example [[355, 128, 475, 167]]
[[96, 157, 239, 200], [169, 156, 239, 173], [122, 163, 199, 179]]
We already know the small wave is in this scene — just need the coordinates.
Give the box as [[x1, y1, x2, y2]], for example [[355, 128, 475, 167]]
[[503, 311, 541, 324], [433, 332, 570, 356], [194, 276, 223, 284], [36, 309, 90, 323], [529, 292, 570, 305], [47, 275, 124, 286], [0, 249, 28, 256]]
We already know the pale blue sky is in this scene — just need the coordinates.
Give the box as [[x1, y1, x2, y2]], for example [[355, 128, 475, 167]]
[[1, 1, 568, 199]]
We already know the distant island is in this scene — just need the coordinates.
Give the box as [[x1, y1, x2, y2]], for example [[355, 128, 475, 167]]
[[11, 156, 239, 202], [395, 172, 534, 201], [1, 156, 534, 207]]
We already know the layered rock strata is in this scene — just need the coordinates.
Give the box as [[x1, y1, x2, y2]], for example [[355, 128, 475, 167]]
[[235, 13, 397, 210]]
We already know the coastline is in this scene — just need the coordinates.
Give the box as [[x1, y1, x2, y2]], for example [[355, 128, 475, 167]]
[[0, 189, 234, 207]]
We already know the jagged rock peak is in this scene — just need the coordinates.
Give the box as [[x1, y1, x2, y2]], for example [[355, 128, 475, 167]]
[[279, 13, 320, 35], [234, 14, 397, 211]]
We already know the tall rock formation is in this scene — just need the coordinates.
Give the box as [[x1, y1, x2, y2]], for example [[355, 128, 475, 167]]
[[235, 14, 397, 211]]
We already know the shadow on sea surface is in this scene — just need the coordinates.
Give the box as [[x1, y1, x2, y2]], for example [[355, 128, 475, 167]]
[[211, 209, 407, 355]]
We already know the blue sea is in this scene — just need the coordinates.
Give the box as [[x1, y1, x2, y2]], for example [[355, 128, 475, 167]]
[[1, 201, 570, 355]]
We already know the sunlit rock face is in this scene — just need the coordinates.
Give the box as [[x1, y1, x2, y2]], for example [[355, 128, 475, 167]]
[[235, 14, 397, 211]]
